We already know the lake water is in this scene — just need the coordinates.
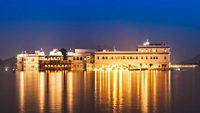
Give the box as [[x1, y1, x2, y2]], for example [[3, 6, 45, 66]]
[[0, 69, 200, 113]]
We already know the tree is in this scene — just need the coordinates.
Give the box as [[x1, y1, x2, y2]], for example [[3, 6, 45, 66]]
[[59, 48, 67, 60]]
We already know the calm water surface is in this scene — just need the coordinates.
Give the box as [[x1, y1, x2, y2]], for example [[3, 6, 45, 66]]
[[0, 69, 200, 113]]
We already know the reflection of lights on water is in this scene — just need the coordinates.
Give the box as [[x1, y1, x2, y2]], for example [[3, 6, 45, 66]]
[[5, 67, 16, 72], [5, 67, 9, 71], [175, 68, 181, 71], [19, 71, 24, 113], [15, 70, 172, 113]]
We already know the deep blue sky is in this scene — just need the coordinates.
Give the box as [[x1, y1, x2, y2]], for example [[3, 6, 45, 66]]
[[0, 0, 200, 62]]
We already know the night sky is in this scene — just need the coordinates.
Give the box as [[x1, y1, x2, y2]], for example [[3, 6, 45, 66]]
[[0, 0, 200, 63]]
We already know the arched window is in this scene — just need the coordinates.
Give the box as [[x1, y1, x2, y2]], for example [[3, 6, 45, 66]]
[[80, 57, 83, 60], [111, 56, 113, 59], [123, 56, 125, 59]]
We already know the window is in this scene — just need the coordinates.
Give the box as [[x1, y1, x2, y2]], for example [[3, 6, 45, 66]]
[[146, 56, 148, 59], [102, 57, 104, 59], [136, 56, 138, 59], [130, 56, 132, 59], [80, 57, 83, 60], [164, 56, 167, 60], [141, 56, 143, 59], [162, 64, 167, 67], [32, 58, 35, 62], [97, 56, 99, 60]]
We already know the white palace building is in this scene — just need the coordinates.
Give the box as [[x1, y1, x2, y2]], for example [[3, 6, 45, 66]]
[[16, 40, 171, 71]]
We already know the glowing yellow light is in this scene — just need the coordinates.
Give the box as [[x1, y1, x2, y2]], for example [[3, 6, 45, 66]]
[[143, 39, 150, 46]]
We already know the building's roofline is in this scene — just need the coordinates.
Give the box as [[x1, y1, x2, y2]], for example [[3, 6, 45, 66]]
[[138, 46, 170, 48], [95, 52, 170, 55]]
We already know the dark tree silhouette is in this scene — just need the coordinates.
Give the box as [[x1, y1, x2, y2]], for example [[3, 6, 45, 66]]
[[59, 48, 68, 60]]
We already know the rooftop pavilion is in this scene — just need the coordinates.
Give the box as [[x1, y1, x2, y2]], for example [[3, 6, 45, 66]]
[[138, 39, 169, 48]]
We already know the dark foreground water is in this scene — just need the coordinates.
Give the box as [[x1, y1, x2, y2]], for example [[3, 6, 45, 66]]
[[0, 69, 200, 113]]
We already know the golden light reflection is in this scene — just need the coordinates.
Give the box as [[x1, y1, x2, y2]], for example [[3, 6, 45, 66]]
[[39, 72, 45, 113], [17, 71, 41, 113], [94, 70, 171, 113], [16, 70, 171, 113], [140, 71, 149, 113], [112, 70, 118, 113], [19, 71, 24, 113], [67, 71, 73, 113], [48, 71, 63, 113]]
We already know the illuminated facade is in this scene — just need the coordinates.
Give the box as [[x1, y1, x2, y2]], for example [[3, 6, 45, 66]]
[[17, 48, 95, 71], [95, 40, 170, 70], [16, 40, 171, 71], [17, 50, 43, 71]]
